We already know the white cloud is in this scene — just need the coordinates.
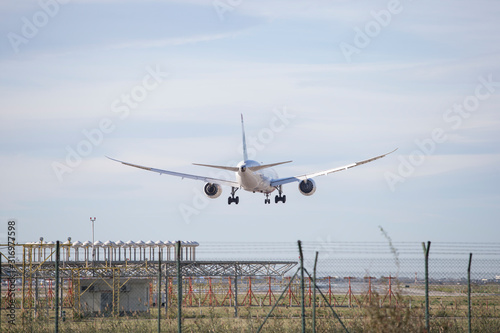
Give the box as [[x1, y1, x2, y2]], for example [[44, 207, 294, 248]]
[[105, 31, 246, 51], [389, 153, 500, 179]]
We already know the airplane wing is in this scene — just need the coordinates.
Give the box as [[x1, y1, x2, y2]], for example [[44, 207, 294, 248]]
[[107, 157, 240, 188], [270, 148, 398, 187]]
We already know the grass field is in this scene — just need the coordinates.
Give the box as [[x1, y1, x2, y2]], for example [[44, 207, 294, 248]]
[[3, 291, 500, 333]]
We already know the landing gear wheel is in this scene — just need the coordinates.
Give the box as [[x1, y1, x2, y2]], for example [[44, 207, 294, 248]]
[[264, 193, 271, 204], [274, 185, 286, 204], [228, 187, 240, 205]]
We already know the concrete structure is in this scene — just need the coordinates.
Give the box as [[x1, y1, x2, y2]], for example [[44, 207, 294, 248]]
[[79, 278, 151, 315]]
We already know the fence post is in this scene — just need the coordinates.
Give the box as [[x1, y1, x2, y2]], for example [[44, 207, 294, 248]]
[[298, 240, 305, 333], [1, 254, 2, 331], [176, 241, 182, 333], [55, 241, 60, 333], [313, 251, 318, 333], [468, 253, 472, 333], [158, 249, 161, 333], [60, 273, 64, 319], [165, 266, 168, 317], [234, 271, 238, 318], [35, 272, 39, 318], [422, 241, 431, 332], [304, 268, 349, 333]]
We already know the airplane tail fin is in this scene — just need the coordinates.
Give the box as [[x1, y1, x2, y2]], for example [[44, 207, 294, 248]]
[[241, 114, 249, 161], [193, 115, 292, 173]]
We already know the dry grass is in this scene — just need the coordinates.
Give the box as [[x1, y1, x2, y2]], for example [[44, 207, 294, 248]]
[[3, 300, 500, 333]]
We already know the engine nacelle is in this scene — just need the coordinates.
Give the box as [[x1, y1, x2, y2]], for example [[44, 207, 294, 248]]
[[298, 179, 316, 196], [203, 183, 222, 199]]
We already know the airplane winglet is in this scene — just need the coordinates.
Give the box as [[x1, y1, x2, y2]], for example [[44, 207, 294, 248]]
[[106, 156, 121, 163]]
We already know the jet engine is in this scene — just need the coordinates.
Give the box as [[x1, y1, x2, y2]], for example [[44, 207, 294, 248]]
[[203, 183, 222, 199], [298, 179, 316, 196]]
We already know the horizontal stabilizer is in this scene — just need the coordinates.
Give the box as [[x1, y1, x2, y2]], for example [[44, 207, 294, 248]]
[[193, 160, 292, 172], [248, 161, 292, 172], [192, 163, 239, 172]]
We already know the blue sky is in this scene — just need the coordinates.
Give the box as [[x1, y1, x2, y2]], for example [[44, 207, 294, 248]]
[[1, 0, 499, 248]]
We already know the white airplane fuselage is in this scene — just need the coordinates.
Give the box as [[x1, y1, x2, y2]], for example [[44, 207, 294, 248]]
[[236, 160, 277, 193]]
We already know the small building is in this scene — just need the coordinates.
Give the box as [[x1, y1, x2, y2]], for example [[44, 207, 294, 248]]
[[79, 278, 151, 315]]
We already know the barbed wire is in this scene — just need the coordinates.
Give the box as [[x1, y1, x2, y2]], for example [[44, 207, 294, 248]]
[[196, 242, 500, 256]]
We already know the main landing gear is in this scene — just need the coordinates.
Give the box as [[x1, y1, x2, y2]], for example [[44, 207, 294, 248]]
[[264, 186, 286, 204], [275, 186, 286, 204], [228, 187, 239, 205]]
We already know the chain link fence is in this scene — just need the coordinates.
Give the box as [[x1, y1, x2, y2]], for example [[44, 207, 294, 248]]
[[1, 241, 499, 332]]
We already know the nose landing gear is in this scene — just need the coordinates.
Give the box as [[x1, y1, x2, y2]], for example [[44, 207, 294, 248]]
[[264, 193, 271, 204]]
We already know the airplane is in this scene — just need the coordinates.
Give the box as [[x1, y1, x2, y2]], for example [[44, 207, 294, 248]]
[[107, 115, 397, 205]]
